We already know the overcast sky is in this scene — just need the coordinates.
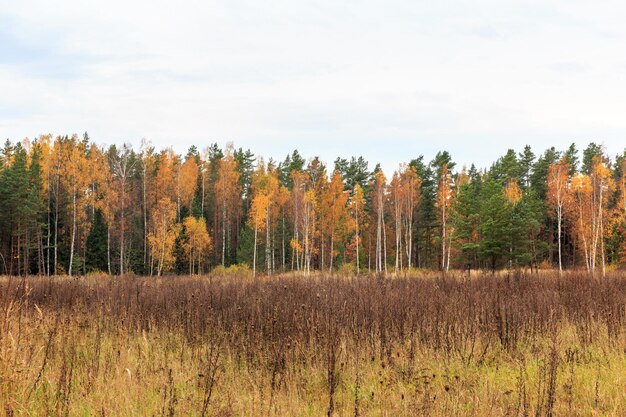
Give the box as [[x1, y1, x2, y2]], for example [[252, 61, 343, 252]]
[[1, 0, 625, 173]]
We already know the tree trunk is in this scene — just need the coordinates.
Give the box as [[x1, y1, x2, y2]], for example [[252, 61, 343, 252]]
[[321, 230, 325, 272], [189, 247, 193, 276], [222, 197, 226, 266], [120, 180, 126, 275], [38, 229, 44, 275], [282, 213, 285, 271], [266, 206, 271, 275], [69, 188, 77, 276], [46, 173, 51, 275], [329, 232, 334, 274], [54, 178, 59, 275], [395, 196, 401, 272], [599, 184, 605, 277], [383, 212, 388, 274], [442, 201, 446, 272], [143, 162, 148, 270], [253, 222, 258, 278], [17, 223, 21, 276], [557, 204, 562, 274], [446, 231, 453, 272], [201, 170, 205, 217], [107, 224, 111, 275], [355, 205, 359, 274]]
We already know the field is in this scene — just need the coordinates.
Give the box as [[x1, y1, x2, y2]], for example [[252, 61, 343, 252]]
[[0, 271, 625, 416]]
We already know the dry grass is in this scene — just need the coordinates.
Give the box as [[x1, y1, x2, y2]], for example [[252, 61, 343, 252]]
[[0, 271, 625, 416]]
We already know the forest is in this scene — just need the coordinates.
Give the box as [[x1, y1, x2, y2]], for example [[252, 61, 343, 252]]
[[0, 134, 624, 277]]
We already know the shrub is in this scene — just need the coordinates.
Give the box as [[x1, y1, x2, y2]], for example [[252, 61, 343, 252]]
[[210, 263, 252, 278]]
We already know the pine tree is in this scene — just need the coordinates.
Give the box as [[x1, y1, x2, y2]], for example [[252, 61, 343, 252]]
[[451, 178, 481, 270], [518, 145, 535, 188], [479, 180, 509, 271], [563, 143, 579, 176], [409, 155, 436, 268], [86, 209, 109, 273], [530, 147, 560, 199]]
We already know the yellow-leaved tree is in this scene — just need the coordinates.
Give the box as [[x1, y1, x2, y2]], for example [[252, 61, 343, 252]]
[[183, 216, 211, 275], [321, 171, 351, 272], [59, 135, 90, 276], [589, 156, 614, 276], [437, 163, 454, 272], [547, 158, 571, 273], [148, 198, 180, 276], [570, 156, 614, 275], [215, 145, 241, 265], [249, 189, 269, 278], [570, 173, 592, 271]]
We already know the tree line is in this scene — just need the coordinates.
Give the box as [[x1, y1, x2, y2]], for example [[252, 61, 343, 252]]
[[1, 134, 625, 276]]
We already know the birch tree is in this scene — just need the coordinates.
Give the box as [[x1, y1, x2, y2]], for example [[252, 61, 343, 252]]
[[109, 144, 136, 275], [183, 216, 211, 275], [371, 170, 387, 273], [148, 198, 180, 276], [547, 158, 571, 273], [349, 184, 365, 274], [215, 145, 241, 266], [437, 163, 454, 272]]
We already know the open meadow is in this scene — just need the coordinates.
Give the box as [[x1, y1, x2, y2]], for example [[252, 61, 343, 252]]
[[0, 271, 625, 416]]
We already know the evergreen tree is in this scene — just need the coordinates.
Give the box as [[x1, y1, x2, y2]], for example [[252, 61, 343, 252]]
[[507, 191, 543, 267], [0, 143, 37, 275], [451, 178, 481, 269], [236, 224, 255, 267], [530, 147, 560, 199], [490, 149, 520, 184], [431, 151, 455, 177], [582, 142, 604, 174], [478, 180, 509, 271], [563, 143, 579, 176], [518, 145, 535, 188], [27, 143, 45, 274], [407, 156, 437, 268], [234, 148, 255, 207], [85, 209, 109, 272], [334, 156, 370, 192]]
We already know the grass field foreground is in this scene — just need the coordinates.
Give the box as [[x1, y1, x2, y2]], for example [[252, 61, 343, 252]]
[[0, 271, 625, 416]]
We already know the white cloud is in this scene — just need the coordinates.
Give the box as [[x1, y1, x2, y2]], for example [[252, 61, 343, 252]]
[[1, 0, 625, 172]]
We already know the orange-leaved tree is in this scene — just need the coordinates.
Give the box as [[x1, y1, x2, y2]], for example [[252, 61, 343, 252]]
[[178, 154, 198, 214], [321, 170, 351, 272]]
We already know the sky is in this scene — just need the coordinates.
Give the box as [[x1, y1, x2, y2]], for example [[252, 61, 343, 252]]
[[1, 0, 626, 173]]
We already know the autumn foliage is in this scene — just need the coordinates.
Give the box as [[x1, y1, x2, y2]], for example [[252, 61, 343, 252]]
[[2, 137, 626, 276]]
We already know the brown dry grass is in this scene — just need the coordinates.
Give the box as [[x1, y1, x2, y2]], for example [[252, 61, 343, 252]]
[[0, 271, 625, 416]]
